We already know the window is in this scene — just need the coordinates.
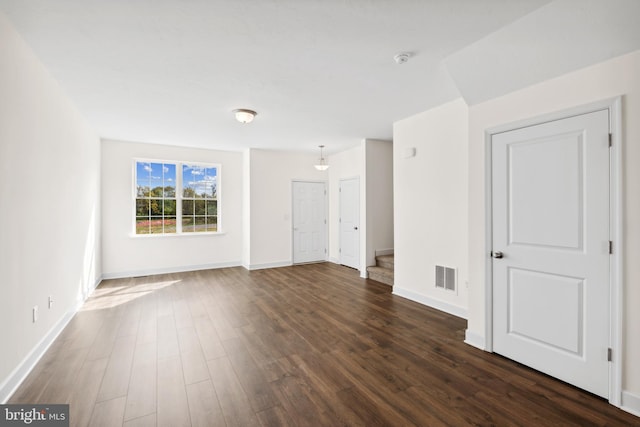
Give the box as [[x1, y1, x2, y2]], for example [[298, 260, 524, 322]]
[[134, 160, 220, 235], [135, 162, 176, 234], [181, 164, 218, 232]]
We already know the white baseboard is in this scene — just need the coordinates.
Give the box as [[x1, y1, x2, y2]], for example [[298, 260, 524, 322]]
[[93, 276, 102, 291], [464, 329, 486, 350], [102, 261, 242, 280], [0, 305, 77, 403], [328, 257, 340, 264], [245, 261, 292, 271], [392, 287, 468, 319], [78, 275, 103, 302], [375, 248, 394, 256], [622, 390, 640, 417]]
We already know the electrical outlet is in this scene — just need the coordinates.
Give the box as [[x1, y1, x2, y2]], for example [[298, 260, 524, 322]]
[[33, 306, 38, 323], [48, 296, 53, 309]]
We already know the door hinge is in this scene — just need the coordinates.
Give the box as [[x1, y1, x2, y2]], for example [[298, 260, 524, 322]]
[[324, 190, 327, 195], [607, 347, 612, 362], [608, 133, 613, 147], [324, 219, 327, 224], [324, 248, 327, 254], [609, 241, 613, 254]]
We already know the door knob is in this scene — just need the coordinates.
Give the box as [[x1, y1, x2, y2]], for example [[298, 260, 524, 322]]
[[354, 226, 358, 230], [492, 251, 503, 259]]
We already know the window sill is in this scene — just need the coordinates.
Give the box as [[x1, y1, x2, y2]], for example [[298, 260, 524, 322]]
[[129, 231, 226, 239]]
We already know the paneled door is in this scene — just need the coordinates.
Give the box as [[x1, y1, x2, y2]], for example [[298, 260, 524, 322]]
[[340, 177, 360, 270], [292, 181, 327, 264], [491, 109, 610, 397]]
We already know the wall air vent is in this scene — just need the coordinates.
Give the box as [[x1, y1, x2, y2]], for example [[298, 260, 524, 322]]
[[435, 265, 457, 292]]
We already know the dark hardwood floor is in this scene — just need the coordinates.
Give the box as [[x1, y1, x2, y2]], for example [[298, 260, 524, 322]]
[[9, 263, 639, 426]]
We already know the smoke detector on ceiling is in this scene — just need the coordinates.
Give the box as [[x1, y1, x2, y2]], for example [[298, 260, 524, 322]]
[[393, 52, 411, 64]]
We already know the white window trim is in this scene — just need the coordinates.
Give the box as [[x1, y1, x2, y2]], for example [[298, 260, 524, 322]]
[[131, 158, 222, 237]]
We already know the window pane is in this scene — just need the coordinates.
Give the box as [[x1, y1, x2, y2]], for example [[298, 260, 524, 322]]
[[204, 167, 217, 199], [183, 185, 196, 198], [183, 165, 200, 197], [164, 199, 176, 216], [194, 199, 205, 215], [137, 185, 150, 197], [150, 199, 163, 216], [136, 219, 150, 234], [182, 216, 195, 232], [182, 199, 194, 216], [206, 200, 217, 216], [150, 163, 163, 192], [150, 186, 164, 197], [163, 163, 176, 197], [194, 216, 206, 232], [185, 164, 218, 198], [136, 162, 151, 196], [149, 217, 164, 234], [164, 217, 176, 233], [206, 216, 217, 232], [136, 162, 151, 185], [136, 199, 150, 217]]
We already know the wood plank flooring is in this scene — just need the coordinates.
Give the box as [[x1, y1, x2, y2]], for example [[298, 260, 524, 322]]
[[9, 263, 639, 426]]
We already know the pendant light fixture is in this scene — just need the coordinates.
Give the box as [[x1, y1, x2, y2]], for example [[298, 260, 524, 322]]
[[314, 145, 329, 171], [233, 109, 257, 124]]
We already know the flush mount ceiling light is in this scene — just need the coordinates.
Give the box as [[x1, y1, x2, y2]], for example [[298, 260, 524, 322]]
[[233, 109, 257, 124], [314, 145, 329, 171]]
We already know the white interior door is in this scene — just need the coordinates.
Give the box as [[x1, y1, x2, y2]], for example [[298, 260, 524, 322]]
[[292, 181, 327, 264], [340, 177, 360, 269], [491, 109, 610, 398]]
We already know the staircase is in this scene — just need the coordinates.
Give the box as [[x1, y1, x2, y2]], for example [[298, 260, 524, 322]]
[[367, 254, 394, 287]]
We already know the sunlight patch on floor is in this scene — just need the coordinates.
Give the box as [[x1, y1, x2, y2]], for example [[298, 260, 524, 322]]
[[80, 279, 180, 310]]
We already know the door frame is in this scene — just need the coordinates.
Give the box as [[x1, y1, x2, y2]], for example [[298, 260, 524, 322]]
[[291, 180, 328, 264], [483, 97, 623, 405]]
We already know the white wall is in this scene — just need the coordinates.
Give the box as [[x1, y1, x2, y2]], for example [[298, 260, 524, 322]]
[[392, 98, 469, 318], [244, 149, 327, 269], [467, 50, 640, 402], [0, 12, 101, 402], [364, 139, 394, 266], [101, 139, 243, 277], [328, 140, 393, 276], [328, 145, 365, 271]]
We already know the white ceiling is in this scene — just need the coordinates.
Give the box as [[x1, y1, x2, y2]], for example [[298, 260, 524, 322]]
[[445, 0, 640, 105], [1, 0, 638, 153]]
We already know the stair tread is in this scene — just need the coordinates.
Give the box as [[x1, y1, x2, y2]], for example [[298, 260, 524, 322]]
[[369, 254, 394, 286], [367, 265, 394, 273], [367, 267, 394, 287], [375, 255, 394, 268]]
